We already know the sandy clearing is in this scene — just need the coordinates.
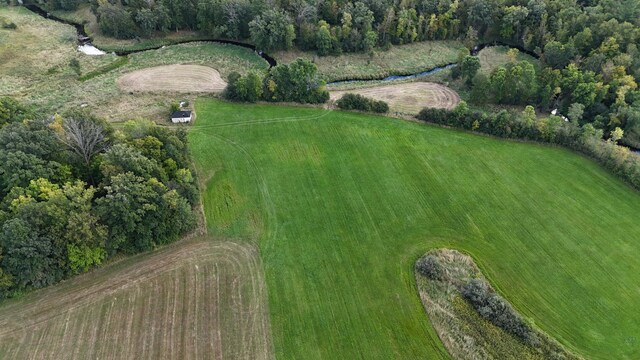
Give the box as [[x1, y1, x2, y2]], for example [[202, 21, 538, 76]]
[[330, 82, 461, 114], [117, 64, 227, 93]]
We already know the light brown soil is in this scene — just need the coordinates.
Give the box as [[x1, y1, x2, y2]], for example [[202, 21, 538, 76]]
[[117, 65, 227, 93], [0, 238, 272, 360], [330, 82, 461, 114]]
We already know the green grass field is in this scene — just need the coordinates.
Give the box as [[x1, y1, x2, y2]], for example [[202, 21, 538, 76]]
[[190, 99, 640, 359], [477, 45, 541, 75]]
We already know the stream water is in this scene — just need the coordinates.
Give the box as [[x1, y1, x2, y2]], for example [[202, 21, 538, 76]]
[[24, 4, 537, 85], [326, 43, 539, 85], [23, 4, 277, 65]]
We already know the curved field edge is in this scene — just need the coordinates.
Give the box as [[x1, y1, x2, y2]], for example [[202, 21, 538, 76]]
[[415, 248, 580, 359], [0, 6, 269, 122], [0, 237, 273, 360], [117, 64, 228, 93], [190, 99, 640, 359], [329, 82, 461, 115]]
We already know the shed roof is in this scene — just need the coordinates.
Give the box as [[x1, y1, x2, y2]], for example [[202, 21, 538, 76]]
[[171, 111, 192, 118]]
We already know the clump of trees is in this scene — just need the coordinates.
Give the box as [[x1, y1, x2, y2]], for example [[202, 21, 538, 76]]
[[96, 2, 137, 39], [417, 103, 640, 190], [462, 46, 640, 147], [224, 59, 329, 104], [0, 98, 197, 298], [462, 279, 538, 345], [335, 93, 389, 113]]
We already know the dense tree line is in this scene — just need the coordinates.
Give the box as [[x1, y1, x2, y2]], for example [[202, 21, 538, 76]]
[[460, 49, 640, 148], [224, 58, 329, 104], [0, 98, 197, 298], [417, 103, 640, 190]]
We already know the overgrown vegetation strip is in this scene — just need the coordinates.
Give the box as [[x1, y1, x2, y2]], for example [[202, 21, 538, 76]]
[[415, 249, 579, 359], [78, 56, 129, 81]]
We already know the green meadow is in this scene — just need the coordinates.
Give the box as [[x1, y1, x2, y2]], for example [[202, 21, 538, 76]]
[[189, 99, 640, 359]]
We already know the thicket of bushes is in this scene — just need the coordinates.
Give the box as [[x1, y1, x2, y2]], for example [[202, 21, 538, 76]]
[[461, 279, 538, 345], [0, 98, 197, 298], [416, 255, 443, 280], [336, 93, 389, 113], [224, 58, 329, 104], [417, 103, 640, 190]]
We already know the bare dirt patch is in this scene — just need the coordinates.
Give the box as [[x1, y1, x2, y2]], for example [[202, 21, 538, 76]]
[[0, 238, 272, 360], [330, 82, 460, 115], [117, 64, 227, 93]]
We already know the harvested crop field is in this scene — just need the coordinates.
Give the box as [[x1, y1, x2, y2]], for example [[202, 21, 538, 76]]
[[330, 82, 460, 114], [117, 64, 227, 93], [0, 238, 272, 360]]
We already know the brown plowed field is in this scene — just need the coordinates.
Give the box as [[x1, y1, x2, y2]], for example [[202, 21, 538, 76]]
[[330, 82, 460, 114], [117, 65, 227, 93], [0, 238, 272, 360]]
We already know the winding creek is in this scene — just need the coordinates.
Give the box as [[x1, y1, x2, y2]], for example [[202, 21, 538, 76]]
[[19, 5, 640, 154], [23, 4, 277, 66], [23, 4, 538, 86]]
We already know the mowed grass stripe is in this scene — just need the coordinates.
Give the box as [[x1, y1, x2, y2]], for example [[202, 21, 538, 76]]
[[190, 99, 640, 359]]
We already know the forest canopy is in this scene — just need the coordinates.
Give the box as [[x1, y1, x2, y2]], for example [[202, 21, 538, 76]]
[[0, 99, 197, 298]]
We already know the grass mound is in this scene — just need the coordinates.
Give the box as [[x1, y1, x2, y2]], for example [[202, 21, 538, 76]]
[[190, 100, 640, 359], [117, 64, 227, 93], [330, 82, 460, 115], [416, 249, 579, 359]]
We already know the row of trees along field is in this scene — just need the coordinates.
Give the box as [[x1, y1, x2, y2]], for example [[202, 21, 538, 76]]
[[417, 102, 640, 190], [0, 97, 197, 298], [35, 0, 640, 146]]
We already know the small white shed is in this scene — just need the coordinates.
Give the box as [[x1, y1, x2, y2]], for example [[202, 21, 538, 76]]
[[171, 110, 193, 123]]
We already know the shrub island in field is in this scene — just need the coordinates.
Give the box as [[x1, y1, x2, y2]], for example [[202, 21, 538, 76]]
[[415, 249, 579, 359], [335, 93, 389, 113]]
